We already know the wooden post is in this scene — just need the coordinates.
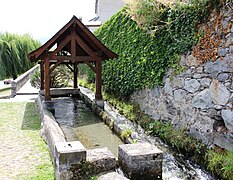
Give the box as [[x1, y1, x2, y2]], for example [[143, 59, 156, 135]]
[[44, 57, 51, 101], [95, 61, 102, 100], [40, 60, 44, 90], [74, 62, 78, 88]]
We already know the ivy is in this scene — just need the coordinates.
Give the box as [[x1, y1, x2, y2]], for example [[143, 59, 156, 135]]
[[80, 1, 226, 97]]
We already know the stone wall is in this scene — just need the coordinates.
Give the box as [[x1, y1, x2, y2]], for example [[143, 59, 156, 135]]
[[130, 5, 233, 151], [11, 65, 39, 97]]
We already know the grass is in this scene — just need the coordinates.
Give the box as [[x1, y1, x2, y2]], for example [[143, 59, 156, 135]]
[[0, 102, 54, 179]]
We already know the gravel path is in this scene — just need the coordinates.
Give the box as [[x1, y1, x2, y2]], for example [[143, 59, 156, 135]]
[[0, 102, 53, 179]]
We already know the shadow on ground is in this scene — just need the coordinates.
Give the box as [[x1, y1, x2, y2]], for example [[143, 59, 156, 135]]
[[21, 102, 41, 130]]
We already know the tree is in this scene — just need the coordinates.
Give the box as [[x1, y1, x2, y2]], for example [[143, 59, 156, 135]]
[[0, 33, 40, 80]]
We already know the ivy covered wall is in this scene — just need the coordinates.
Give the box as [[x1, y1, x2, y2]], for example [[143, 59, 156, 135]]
[[82, 5, 202, 97]]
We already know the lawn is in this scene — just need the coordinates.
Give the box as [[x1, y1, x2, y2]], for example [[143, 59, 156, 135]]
[[0, 102, 54, 179]]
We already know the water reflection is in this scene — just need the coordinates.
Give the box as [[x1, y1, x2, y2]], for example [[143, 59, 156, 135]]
[[53, 97, 123, 157]]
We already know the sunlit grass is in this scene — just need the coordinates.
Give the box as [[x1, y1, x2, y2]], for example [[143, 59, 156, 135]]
[[0, 102, 54, 179]]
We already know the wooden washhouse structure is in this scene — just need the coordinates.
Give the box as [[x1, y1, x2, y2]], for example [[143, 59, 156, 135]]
[[28, 16, 118, 101]]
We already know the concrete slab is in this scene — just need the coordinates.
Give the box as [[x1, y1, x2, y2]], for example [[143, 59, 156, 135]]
[[87, 147, 116, 174], [118, 143, 163, 180]]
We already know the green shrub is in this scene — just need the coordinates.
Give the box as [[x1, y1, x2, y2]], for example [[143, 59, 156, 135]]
[[30, 65, 72, 88], [207, 150, 233, 179], [86, 7, 201, 97], [30, 70, 41, 89]]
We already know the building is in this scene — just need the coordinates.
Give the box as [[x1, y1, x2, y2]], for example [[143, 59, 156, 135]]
[[95, 0, 125, 23], [86, 0, 125, 31]]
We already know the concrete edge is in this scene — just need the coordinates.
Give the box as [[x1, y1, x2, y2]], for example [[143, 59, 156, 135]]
[[36, 95, 66, 164], [11, 65, 39, 97]]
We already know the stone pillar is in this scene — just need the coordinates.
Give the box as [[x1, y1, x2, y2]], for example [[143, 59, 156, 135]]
[[55, 141, 86, 180], [118, 143, 163, 180]]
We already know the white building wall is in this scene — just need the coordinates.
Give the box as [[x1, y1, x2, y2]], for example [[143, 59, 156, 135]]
[[97, 0, 125, 23]]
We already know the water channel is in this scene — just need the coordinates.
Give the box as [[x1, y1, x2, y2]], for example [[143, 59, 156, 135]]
[[53, 97, 216, 180]]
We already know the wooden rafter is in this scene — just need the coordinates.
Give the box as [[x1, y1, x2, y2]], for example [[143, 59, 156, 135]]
[[75, 35, 96, 56], [48, 55, 101, 62], [85, 61, 96, 73], [52, 35, 71, 55]]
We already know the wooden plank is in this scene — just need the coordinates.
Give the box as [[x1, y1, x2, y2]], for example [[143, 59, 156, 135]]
[[44, 57, 51, 101], [49, 55, 101, 62], [95, 61, 102, 100], [75, 35, 96, 56], [74, 62, 78, 88], [71, 24, 76, 63], [52, 34, 71, 55]]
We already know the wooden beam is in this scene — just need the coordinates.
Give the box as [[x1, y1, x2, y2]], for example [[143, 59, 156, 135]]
[[49, 55, 101, 62], [75, 35, 96, 56], [71, 24, 76, 63], [85, 61, 96, 73], [40, 60, 44, 90], [95, 61, 102, 100], [44, 57, 51, 101], [74, 62, 78, 88], [52, 34, 71, 55]]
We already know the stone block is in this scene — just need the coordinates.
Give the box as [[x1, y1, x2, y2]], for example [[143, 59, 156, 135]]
[[174, 89, 186, 104], [184, 79, 200, 93], [87, 147, 116, 174], [164, 78, 173, 96], [209, 79, 230, 105], [185, 54, 201, 67], [200, 78, 211, 88], [98, 172, 129, 180], [217, 73, 229, 82], [94, 99, 104, 109], [55, 141, 86, 171], [204, 58, 230, 76], [222, 110, 233, 132], [118, 143, 163, 180], [218, 47, 228, 57], [213, 132, 233, 151], [192, 89, 212, 109]]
